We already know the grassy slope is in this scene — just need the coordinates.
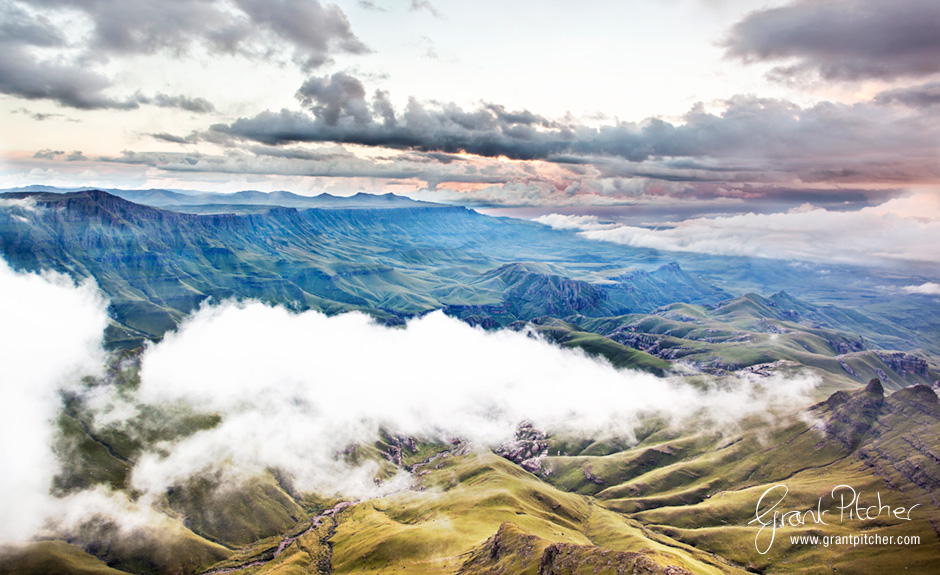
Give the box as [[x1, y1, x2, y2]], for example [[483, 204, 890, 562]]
[[326, 452, 740, 575], [576, 294, 939, 396], [542, 384, 940, 574], [0, 542, 132, 575], [5, 383, 939, 575]]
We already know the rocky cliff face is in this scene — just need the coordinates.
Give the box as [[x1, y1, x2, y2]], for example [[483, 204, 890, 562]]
[[878, 352, 931, 378]]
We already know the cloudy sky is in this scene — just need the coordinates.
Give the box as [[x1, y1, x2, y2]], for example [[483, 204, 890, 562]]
[[1, 0, 939, 215]]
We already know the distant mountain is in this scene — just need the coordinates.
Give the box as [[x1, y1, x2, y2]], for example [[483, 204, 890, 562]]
[[0, 185, 444, 213], [2, 189, 937, 383], [0, 191, 672, 345]]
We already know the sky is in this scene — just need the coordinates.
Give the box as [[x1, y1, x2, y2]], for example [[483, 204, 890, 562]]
[[0, 0, 939, 216]]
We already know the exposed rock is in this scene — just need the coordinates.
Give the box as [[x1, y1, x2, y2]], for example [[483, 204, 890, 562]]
[[742, 360, 800, 377], [758, 319, 788, 334], [878, 352, 931, 378], [839, 361, 858, 377], [781, 310, 800, 320], [855, 385, 940, 497], [829, 338, 865, 354], [610, 331, 698, 361], [382, 434, 418, 467], [496, 421, 549, 473]]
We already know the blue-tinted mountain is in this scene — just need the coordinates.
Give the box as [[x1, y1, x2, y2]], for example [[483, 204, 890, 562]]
[[0, 191, 726, 347], [2, 189, 937, 378], [1, 185, 443, 213]]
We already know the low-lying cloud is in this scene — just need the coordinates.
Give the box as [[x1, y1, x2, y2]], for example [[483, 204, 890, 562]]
[[130, 304, 813, 496], [0, 260, 108, 542], [0, 257, 819, 544], [902, 282, 940, 296], [537, 192, 940, 267]]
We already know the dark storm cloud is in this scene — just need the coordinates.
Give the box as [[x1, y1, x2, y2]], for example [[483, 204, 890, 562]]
[[0, 56, 136, 110], [724, 0, 940, 81], [211, 81, 940, 186], [874, 82, 940, 109], [248, 145, 353, 162], [215, 72, 576, 159], [0, 0, 366, 110], [0, 2, 64, 47]]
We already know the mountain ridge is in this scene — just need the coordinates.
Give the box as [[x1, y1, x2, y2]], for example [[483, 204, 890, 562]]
[[0, 185, 445, 213]]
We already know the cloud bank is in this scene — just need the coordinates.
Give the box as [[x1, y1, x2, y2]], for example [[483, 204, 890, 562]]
[[0, 260, 108, 542], [536, 192, 940, 266], [0, 258, 820, 542], [128, 303, 816, 498], [902, 282, 940, 296], [215, 82, 940, 183]]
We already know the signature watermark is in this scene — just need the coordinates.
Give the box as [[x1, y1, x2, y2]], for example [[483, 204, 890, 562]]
[[748, 484, 920, 554]]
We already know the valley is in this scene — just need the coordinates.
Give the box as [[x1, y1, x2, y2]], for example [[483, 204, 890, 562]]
[[1, 188, 938, 575]]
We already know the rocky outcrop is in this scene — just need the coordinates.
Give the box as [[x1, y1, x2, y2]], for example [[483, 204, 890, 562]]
[[608, 331, 694, 360], [878, 352, 931, 378], [382, 434, 418, 466], [839, 361, 858, 377], [829, 338, 864, 354], [496, 421, 549, 474]]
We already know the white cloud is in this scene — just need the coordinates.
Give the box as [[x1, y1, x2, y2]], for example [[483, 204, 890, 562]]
[[131, 301, 818, 499], [0, 261, 819, 542], [0, 260, 108, 542], [534, 213, 613, 231], [542, 192, 940, 266], [902, 282, 940, 295], [0, 197, 37, 211]]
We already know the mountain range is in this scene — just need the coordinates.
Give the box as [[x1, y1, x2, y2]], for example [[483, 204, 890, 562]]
[[1, 187, 939, 575]]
